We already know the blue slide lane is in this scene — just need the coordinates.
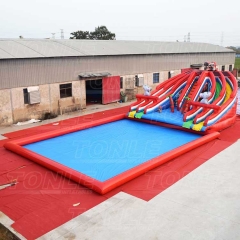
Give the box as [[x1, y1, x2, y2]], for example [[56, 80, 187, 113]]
[[142, 108, 184, 127]]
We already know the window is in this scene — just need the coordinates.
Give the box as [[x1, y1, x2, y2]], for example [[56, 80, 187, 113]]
[[60, 83, 72, 98], [229, 65, 233, 71], [120, 77, 123, 89], [221, 65, 225, 71], [153, 73, 159, 83], [23, 88, 29, 104]]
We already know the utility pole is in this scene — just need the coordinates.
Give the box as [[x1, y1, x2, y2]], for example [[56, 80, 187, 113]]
[[60, 29, 64, 39], [187, 32, 190, 42]]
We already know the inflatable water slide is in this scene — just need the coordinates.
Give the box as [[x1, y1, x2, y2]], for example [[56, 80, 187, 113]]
[[128, 64, 238, 132]]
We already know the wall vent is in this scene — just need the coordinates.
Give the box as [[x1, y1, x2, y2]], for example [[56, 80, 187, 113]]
[[27, 86, 41, 104], [135, 74, 144, 87]]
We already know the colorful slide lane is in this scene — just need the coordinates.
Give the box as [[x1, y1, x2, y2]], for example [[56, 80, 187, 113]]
[[182, 71, 237, 131], [180, 71, 216, 121], [129, 70, 194, 113], [178, 71, 215, 111], [128, 69, 238, 132], [201, 72, 238, 131], [190, 72, 226, 124]]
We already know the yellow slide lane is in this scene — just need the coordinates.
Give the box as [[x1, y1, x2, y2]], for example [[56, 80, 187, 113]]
[[223, 82, 232, 103]]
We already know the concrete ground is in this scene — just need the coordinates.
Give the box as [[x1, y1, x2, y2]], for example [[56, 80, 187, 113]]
[[0, 101, 132, 140], [0, 100, 240, 240]]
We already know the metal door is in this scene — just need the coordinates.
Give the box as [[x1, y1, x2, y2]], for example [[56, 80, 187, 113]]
[[102, 76, 120, 104]]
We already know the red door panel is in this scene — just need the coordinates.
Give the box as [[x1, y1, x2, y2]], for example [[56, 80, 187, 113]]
[[102, 76, 120, 104]]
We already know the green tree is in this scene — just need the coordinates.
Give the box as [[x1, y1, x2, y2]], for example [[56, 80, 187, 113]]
[[90, 26, 116, 40], [70, 26, 116, 40], [70, 30, 90, 39], [227, 46, 240, 54]]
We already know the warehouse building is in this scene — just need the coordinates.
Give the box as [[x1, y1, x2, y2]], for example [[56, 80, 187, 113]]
[[0, 39, 235, 125]]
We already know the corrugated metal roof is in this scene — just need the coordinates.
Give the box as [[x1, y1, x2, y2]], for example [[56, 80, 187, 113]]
[[0, 40, 43, 58], [0, 39, 234, 59]]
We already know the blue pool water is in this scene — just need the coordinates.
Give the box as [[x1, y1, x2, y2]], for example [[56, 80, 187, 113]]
[[24, 119, 201, 182]]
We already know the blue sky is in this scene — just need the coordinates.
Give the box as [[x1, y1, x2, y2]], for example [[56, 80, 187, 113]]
[[1, 0, 240, 46]]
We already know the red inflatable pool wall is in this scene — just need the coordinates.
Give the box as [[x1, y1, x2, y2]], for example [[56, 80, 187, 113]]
[[4, 115, 220, 194]]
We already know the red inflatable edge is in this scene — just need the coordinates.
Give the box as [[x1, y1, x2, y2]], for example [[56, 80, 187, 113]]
[[3, 114, 220, 195]]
